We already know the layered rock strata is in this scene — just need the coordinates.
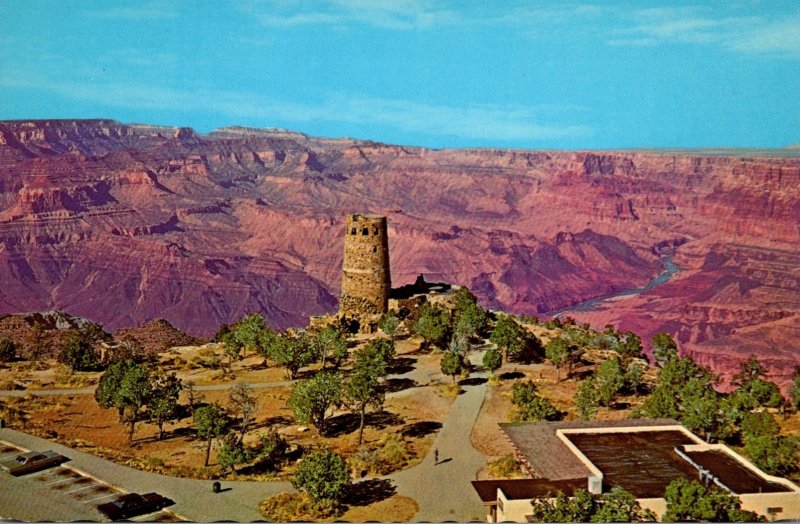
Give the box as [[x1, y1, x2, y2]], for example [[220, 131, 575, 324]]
[[0, 119, 798, 385]]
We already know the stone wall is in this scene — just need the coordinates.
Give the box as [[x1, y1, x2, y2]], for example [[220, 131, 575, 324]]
[[339, 214, 391, 319]]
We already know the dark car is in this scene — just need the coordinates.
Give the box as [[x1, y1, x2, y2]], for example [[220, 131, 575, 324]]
[[0, 450, 69, 476], [97, 492, 173, 520]]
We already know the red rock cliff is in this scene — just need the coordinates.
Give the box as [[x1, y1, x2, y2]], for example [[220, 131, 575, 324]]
[[0, 120, 798, 386]]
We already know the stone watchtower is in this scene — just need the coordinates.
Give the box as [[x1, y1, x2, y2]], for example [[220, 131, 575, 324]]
[[339, 214, 391, 319]]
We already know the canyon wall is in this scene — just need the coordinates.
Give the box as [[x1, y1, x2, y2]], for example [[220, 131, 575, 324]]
[[0, 120, 798, 386]]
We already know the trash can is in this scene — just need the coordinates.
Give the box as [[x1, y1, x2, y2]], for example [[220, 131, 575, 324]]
[[212, 481, 221, 493]]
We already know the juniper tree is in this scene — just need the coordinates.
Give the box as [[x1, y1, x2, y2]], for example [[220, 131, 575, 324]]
[[147, 370, 182, 440], [217, 433, 249, 473], [482, 348, 502, 376], [545, 336, 570, 381], [95, 359, 153, 444], [96, 359, 138, 421], [440, 350, 464, 385], [490, 314, 528, 361], [268, 333, 317, 379], [595, 358, 624, 407], [453, 288, 487, 340], [651, 332, 678, 366], [413, 303, 451, 350], [743, 434, 800, 477], [663, 478, 762, 522], [288, 371, 343, 434], [343, 358, 384, 445], [0, 337, 17, 363], [228, 382, 258, 438], [117, 363, 152, 445], [575, 378, 600, 420], [59, 330, 100, 371], [512, 381, 558, 421], [314, 326, 348, 370], [194, 403, 229, 467], [232, 313, 269, 357], [292, 450, 350, 504]]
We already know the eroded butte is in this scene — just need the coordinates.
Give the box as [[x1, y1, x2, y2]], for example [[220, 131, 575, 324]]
[[0, 119, 798, 386]]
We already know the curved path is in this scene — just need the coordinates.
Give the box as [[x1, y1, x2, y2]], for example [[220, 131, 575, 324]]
[[0, 380, 293, 398], [0, 427, 293, 521], [0, 350, 491, 521], [390, 375, 488, 520]]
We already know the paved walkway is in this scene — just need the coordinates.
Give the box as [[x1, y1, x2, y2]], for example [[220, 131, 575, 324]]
[[0, 428, 293, 521], [0, 349, 491, 521], [390, 349, 489, 521], [0, 381, 293, 398]]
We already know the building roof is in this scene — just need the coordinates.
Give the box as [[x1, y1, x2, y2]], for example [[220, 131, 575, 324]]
[[499, 418, 680, 481], [495, 419, 798, 500], [564, 429, 697, 498], [683, 450, 792, 495], [471, 478, 586, 503]]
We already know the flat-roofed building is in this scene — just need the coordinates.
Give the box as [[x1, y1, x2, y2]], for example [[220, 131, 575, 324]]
[[472, 419, 800, 522]]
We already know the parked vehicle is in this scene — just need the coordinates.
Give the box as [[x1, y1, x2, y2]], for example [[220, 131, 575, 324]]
[[97, 493, 172, 520], [0, 450, 69, 476]]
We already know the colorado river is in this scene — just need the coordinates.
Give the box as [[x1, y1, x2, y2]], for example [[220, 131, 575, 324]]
[[551, 254, 680, 316]]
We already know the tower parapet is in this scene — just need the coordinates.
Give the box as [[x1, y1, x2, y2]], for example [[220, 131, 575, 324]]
[[339, 214, 391, 323]]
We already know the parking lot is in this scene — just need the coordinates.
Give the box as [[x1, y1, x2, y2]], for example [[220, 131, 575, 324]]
[[0, 442, 178, 521]]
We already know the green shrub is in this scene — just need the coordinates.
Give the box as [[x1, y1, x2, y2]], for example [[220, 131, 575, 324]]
[[489, 454, 521, 478], [349, 445, 383, 476], [292, 450, 350, 503], [0, 338, 17, 362], [144, 456, 165, 469], [381, 434, 410, 469]]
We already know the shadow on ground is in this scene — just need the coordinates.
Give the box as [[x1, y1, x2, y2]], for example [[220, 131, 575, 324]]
[[458, 377, 487, 387], [383, 378, 418, 393], [344, 478, 396, 506], [325, 411, 405, 437], [252, 415, 293, 430], [388, 357, 416, 375], [400, 421, 442, 439]]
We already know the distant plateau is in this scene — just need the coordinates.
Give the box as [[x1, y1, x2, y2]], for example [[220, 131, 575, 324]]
[[0, 119, 798, 388]]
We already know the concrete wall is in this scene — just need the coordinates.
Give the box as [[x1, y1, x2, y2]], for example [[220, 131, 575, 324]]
[[740, 492, 800, 521], [638, 498, 667, 520], [494, 426, 800, 522], [496, 488, 534, 523], [681, 442, 800, 492]]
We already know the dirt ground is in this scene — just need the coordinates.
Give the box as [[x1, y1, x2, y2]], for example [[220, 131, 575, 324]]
[[339, 493, 418, 522], [0, 336, 457, 483], [470, 351, 654, 480]]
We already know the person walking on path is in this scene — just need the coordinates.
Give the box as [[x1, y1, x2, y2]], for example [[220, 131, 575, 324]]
[[434, 448, 438, 465]]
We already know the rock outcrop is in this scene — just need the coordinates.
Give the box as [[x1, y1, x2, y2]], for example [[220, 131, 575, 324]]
[[113, 318, 205, 354], [0, 310, 106, 358], [1, 119, 798, 385]]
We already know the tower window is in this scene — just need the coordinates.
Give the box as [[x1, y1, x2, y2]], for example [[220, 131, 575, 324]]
[[373, 228, 379, 235], [372, 246, 377, 253], [362, 228, 369, 235], [351, 228, 357, 235]]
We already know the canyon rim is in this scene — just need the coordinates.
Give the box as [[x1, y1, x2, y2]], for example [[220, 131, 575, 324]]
[[0, 119, 798, 388]]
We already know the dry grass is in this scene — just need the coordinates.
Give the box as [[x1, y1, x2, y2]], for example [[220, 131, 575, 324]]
[[340, 494, 418, 522], [439, 383, 462, 396], [471, 356, 652, 480], [7, 339, 456, 483], [259, 492, 325, 521], [487, 453, 524, 479]]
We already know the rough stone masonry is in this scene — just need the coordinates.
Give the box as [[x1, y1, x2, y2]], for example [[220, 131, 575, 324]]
[[339, 214, 391, 323]]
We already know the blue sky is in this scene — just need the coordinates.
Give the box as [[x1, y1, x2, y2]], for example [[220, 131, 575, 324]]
[[1, 1, 798, 149]]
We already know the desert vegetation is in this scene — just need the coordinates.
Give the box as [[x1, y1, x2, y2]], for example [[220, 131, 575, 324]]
[[1, 286, 799, 522]]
